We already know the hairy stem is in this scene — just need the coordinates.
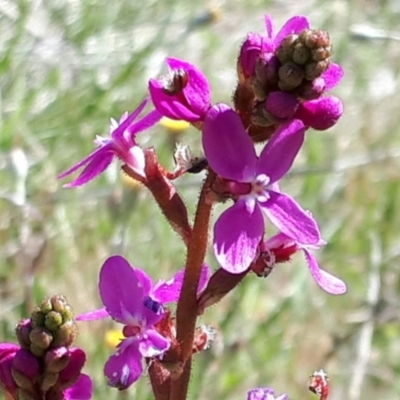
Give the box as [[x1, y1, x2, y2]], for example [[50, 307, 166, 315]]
[[169, 170, 214, 400]]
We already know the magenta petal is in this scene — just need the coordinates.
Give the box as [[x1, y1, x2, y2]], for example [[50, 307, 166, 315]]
[[303, 249, 347, 294], [138, 329, 170, 358], [57, 145, 109, 180], [127, 109, 162, 137], [257, 119, 305, 183], [152, 264, 210, 302], [265, 91, 299, 119], [99, 256, 144, 323], [104, 342, 142, 389], [76, 307, 109, 321], [131, 268, 153, 297], [148, 80, 200, 121], [264, 15, 273, 38], [322, 63, 344, 91], [261, 191, 320, 244], [63, 374, 93, 400], [12, 349, 39, 380], [296, 96, 343, 130], [167, 58, 210, 117], [0, 344, 18, 395], [274, 16, 310, 48], [63, 151, 114, 188], [59, 348, 86, 384], [203, 104, 257, 181], [214, 200, 264, 273]]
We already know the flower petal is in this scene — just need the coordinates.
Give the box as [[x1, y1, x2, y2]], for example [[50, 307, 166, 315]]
[[104, 341, 142, 390], [59, 348, 86, 385], [303, 249, 347, 294], [76, 307, 109, 321], [127, 109, 162, 138], [214, 200, 264, 273], [322, 63, 343, 91], [261, 191, 320, 244], [167, 58, 211, 118], [57, 145, 110, 180], [99, 256, 145, 323], [257, 119, 305, 183], [149, 79, 200, 121], [274, 16, 310, 48], [138, 328, 170, 358], [247, 387, 288, 400], [152, 264, 210, 303], [203, 104, 257, 182], [264, 15, 273, 38], [63, 151, 114, 188], [63, 374, 93, 400]]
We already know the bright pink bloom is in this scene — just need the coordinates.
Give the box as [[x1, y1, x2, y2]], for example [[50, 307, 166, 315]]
[[149, 58, 211, 122], [78, 256, 209, 389], [261, 233, 347, 294], [203, 104, 320, 273], [58, 98, 161, 187]]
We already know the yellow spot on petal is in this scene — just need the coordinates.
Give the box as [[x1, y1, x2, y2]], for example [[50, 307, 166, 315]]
[[160, 117, 190, 133], [105, 329, 124, 348]]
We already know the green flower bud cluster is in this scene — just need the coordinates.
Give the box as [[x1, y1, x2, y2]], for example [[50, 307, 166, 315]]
[[10, 295, 80, 399], [16, 295, 77, 357], [276, 29, 332, 91]]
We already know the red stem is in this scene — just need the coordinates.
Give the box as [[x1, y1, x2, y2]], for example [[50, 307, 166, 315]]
[[169, 170, 214, 400]]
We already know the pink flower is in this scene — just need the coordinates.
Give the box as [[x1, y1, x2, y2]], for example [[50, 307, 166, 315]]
[[77, 256, 210, 389], [203, 104, 320, 273], [58, 98, 161, 187], [257, 233, 347, 295], [149, 58, 211, 122]]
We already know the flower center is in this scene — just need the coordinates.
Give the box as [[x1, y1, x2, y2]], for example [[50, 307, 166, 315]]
[[122, 325, 142, 338], [250, 174, 271, 202]]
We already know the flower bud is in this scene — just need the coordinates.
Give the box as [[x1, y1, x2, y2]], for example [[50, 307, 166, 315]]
[[15, 319, 32, 349], [51, 321, 78, 348], [45, 311, 63, 331], [40, 371, 59, 392], [30, 308, 45, 329], [51, 295, 68, 314], [29, 327, 53, 351], [44, 347, 70, 374]]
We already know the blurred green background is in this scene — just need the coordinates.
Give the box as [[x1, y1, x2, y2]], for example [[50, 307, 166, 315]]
[[1, 0, 400, 399]]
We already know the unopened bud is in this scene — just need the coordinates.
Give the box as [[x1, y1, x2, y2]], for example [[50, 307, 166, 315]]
[[15, 319, 32, 348], [30, 308, 45, 329], [45, 347, 70, 373], [52, 321, 78, 348], [40, 299, 53, 314], [51, 295, 68, 314], [29, 327, 53, 350], [45, 311, 63, 331], [40, 372, 59, 392]]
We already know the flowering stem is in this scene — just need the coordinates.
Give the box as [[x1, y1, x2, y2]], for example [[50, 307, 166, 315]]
[[169, 170, 215, 400]]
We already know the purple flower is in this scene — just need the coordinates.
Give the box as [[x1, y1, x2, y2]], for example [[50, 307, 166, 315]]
[[77, 255, 209, 389], [203, 104, 320, 273], [149, 58, 211, 122], [58, 98, 161, 187], [261, 233, 347, 294], [247, 387, 288, 400]]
